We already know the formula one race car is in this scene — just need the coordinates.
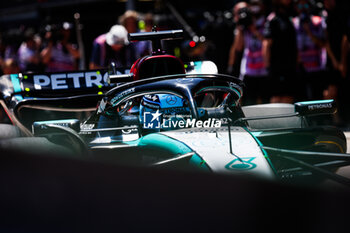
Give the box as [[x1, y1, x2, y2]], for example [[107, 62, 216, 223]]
[[1, 29, 349, 187]]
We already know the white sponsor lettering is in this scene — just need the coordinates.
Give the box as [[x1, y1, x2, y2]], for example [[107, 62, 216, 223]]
[[111, 88, 136, 105], [146, 117, 222, 129], [33, 75, 51, 90], [196, 120, 203, 127], [308, 103, 332, 111], [85, 72, 103, 87], [186, 119, 196, 127], [32, 71, 113, 90], [51, 74, 68, 90], [67, 72, 84, 88], [178, 121, 185, 128]]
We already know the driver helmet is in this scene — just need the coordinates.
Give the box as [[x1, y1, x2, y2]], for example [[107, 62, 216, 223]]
[[139, 94, 189, 133]]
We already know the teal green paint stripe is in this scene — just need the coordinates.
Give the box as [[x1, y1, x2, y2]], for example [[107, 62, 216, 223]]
[[189, 153, 210, 171], [14, 94, 23, 101], [10, 74, 22, 93], [252, 131, 262, 137], [35, 119, 77, 124], [231, 88, 241, 99], [139, 133, 193, 155], [141, 133, 211, 171], [194, 61, 203, 73], [296, 99, 333, 105], [243, 127, 278, 175]]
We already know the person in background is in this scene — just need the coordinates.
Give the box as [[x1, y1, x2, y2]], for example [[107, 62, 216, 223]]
[[119, 10, 139, 34], [0, 34, 4, 75], [229, 0, 269, 105], [323, 0, 346, 77], [263, 0, 298, 103], [41, 22, 80, 72], [339, 16, 350, 127], [332, 5, 350, 125], [340, 8, 350, 127], [227, 1, 249, 77], [137, 13, 154, 56], [293, 0, 327, 101], [322, 0, 348, 125], [89, 24, 135, 69], [1, 31, 20, 75], [17, 28, 42, 72], [0, 30, 19, 65], [1, 58, 20, 74], [119, 10, 151, 58], [143, 13, 155, 33]]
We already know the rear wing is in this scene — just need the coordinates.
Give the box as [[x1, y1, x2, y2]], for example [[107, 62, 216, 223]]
[[0, 69, 128, 130], [0, 68, 133, 108], [1, 61, 217, 103], [1, 69, 119, 100], [0, 61, 218, 128]]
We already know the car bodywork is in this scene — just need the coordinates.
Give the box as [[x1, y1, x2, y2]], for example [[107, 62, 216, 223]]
[[0, 30, 349, 187]]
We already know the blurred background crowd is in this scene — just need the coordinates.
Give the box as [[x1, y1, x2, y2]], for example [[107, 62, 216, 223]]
[[0, 0, 350, 126]]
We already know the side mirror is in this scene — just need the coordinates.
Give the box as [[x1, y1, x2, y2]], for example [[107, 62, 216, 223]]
[[107, 62, 133, 84], [294, 99, 336, 116], [108, 62, 117, 75], [107, 73, 133, 84]]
